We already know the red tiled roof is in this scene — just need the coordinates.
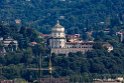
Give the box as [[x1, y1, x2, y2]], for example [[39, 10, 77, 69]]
[[31, 42, 38, 45], [39, 33, 50, 37], [66, 34, 80, 38]]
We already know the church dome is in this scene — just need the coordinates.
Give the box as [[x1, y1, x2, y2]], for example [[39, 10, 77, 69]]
[[52, 20, 65, 32]]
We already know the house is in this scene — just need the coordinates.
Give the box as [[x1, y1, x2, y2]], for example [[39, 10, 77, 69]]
[[103, 43, 113, 52], [0, 37, 18, 55], [0, 80, 14, 83]]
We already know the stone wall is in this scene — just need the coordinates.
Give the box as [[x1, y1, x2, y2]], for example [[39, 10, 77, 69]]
[[51, 48, 93, 55]]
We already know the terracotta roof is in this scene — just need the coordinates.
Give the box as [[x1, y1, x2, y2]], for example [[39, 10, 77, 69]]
[[66, 34, 80, 38], [39, 33, 50, 37], [31, 42, 38, 45]]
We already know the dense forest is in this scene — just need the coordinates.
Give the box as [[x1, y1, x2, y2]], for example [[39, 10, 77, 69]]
[[0, 17, 124, 82], [0, 0, 124, 33], [0, 26, 124, 82], [0, 0, 124, 82]]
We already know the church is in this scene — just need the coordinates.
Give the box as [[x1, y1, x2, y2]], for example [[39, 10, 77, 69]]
[[49, 21, 94, 55]]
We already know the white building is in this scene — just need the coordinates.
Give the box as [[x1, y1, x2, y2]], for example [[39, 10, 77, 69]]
[[50, 20, 66, 48], [116, 32, 124, 42], [103, 43, 113, 52], [0, 37, 18, 55], [49, 21, 94, 55]]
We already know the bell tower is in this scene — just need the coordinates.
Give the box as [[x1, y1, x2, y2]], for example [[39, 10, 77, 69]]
[[50, 20, 66, 48]]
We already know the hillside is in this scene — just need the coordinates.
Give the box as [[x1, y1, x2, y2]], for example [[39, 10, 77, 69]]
[[0, 0, 124, 81], [0, 0, 124, 34]]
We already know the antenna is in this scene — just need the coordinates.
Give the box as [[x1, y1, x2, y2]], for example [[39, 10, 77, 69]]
[[57, 20, 60, 24], [49, 54, 53, 74], [27, 54, 54, 83]]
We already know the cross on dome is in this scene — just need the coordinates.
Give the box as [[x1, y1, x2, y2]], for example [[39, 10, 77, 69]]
[[57, 20, 60, 24], [54, 20, 64, 29]]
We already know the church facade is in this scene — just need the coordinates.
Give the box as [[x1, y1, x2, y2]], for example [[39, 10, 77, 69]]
[[49, 21, 94, 55]]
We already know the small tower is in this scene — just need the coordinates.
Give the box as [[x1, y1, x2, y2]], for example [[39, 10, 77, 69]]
[[50, 20, 66, 48]]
